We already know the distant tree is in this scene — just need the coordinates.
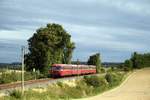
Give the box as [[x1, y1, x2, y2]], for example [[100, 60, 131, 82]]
[[87, 53, 101, 73], [25, 23, 75, 74], [132, 52, 150, 68], [126, 52, 150, 69], [124, 59, 132, 70], [131, 52, 140, 69]]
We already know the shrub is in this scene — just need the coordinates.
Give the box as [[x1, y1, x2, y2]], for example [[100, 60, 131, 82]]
[[105, 72, 123, 87], [123, 67, 130, 72], [9, 90, 22, 99], [74, 80, 94, 97], [105, 73, 112, 83], [106, 68, 112, 73], [111, 67, 115, 71], [84, 76, 101, 87], [24, 72, 35, 81], [100, 68, 105, 73], [57, 81, 63, 87]]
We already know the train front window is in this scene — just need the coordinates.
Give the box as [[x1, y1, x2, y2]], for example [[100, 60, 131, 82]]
[[52, 66, 62, 71]]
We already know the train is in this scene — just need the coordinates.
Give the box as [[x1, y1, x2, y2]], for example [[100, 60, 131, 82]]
[[49, 64, 96, 77]]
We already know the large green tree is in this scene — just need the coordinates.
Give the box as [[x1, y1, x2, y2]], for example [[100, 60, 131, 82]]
[[87, 53, 101, 73], [25, 23, 75, 74]]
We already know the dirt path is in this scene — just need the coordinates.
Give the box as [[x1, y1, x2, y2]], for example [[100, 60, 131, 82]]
[[78, 68, 150, 100]]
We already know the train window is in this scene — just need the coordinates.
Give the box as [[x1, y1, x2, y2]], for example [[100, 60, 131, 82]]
[[63, 67, 73, 69], [52, 66, 62, 71]]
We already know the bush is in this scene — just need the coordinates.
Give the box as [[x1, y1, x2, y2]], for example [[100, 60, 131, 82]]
[[84, 76, 101, 87], [57, 81, 63, 87], [106, 68, 112, 73], [73, 80, 94, 97], [123, 67, 130, 72], [9, 90, 22, 99], [111, 67, 114, 71], [100, 68, 105, 73], [105, 72, 123, 87], [84, 75, 107, 88]]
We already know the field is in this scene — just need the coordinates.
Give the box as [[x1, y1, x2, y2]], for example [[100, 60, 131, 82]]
[[78, 68, 150, 100]]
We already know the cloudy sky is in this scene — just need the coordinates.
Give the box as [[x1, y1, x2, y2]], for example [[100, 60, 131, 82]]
[[0, 0, 150, 63]]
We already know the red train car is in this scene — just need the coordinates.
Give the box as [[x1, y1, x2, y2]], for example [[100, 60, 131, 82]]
[[50, 64, 96, 77]]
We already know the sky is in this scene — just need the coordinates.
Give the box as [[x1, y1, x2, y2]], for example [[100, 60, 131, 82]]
[[0, 0, 150, 63]]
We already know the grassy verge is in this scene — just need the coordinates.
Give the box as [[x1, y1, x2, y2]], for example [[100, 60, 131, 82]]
[[1, 71, 129, 100], [0, 70, 45, 84]]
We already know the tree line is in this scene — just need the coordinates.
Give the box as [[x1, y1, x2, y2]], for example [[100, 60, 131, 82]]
[[124, 52, 150, 70]]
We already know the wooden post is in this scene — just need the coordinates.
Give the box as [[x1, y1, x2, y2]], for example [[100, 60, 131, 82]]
[[21, 46, 25, 95], [77, 59, 79, 78]]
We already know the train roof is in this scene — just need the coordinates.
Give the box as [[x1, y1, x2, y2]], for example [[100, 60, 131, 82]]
[[52, 64, 96, 67]]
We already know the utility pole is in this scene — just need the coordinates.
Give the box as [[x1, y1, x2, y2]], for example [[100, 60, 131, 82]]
[[21, 46, 25, 95], [77, 59, 79, 79]]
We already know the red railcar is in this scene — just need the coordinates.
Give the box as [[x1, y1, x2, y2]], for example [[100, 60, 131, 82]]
[[50, 64, 96, 77]]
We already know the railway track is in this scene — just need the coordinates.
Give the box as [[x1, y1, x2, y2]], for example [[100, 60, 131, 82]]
[[0, 74, 101, 92], [0, 78, 52, 90]]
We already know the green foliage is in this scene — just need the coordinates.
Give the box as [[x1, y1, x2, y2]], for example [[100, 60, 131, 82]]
[[111, 67, 115, 71], [100, 68, 105, 73], [84, 75, 101, 87], [0, 71, 43, 84], [87, 53, 101, 73], [124, 52, 150, 69], [106, 68, 113, 73], [25, 23, 75, 74], [123, 67, 130, 72], [105, 72, 123, 87], [75, 80, 94, 96], [57, 81, 63, 87], [134, 53, 150, 68], [124, 59, 132, 71], [9, 90, 22, 99], [63, 42, 75, 64], [0, 72, 21, 84], [131, 52, 140, 69]]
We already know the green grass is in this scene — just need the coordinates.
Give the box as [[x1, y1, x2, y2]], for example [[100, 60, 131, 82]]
[[0, 70, 44, 84]]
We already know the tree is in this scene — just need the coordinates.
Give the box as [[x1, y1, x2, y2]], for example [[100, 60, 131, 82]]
[[63, 42, 75, 64], [25, 23, 75, 74], [124, 59, 132, 70], [124, 52, 150, 70], [87, 53, 101, 73], [130, 52, 150, 68], [131, 52, 140, 69]]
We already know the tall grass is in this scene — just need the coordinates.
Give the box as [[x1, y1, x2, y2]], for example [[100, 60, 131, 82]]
[[0, 71, 43, 84]]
